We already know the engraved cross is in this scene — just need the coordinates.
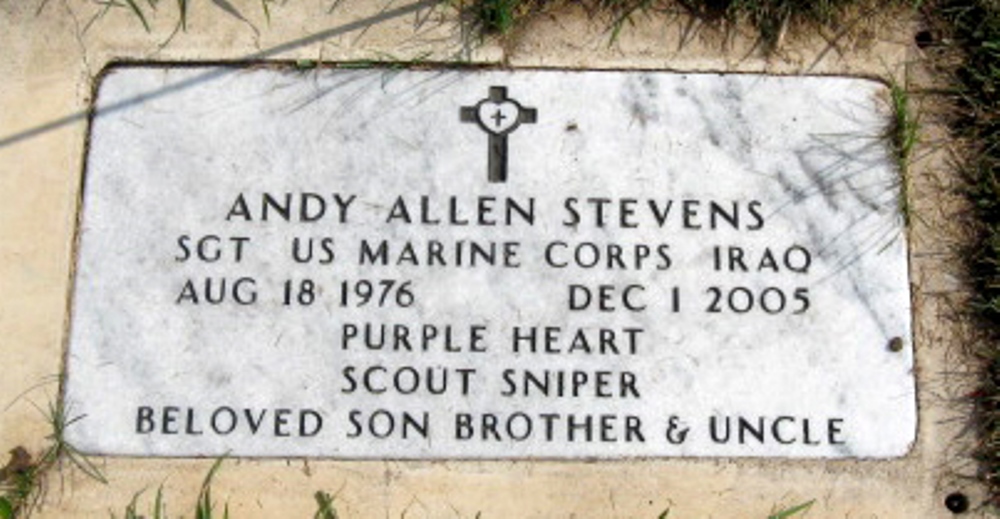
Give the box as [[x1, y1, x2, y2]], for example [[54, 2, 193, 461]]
[[460, 86, 537, 183]]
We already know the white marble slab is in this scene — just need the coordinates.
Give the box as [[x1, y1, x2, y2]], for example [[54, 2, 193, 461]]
[[65, 66, 914, 458]]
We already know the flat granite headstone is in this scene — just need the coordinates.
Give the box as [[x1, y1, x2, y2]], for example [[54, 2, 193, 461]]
[[65, 66, 914, 459]]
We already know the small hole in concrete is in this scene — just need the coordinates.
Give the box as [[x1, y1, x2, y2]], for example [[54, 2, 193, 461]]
[[945, 492, 970, 514], [888, 337, 904, 352], [915, 29, 935, 48]]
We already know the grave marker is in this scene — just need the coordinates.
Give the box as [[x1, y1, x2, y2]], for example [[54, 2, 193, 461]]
[[64, 67, 914, 459]]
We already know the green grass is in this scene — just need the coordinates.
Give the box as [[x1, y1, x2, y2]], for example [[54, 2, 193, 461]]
[[313, 491, 339, 519], [122, 0, 151, 32], [103, 0, 919, 52], [768, 499, 815, 518], [110, 458, 231, 519], [101, 0, 265, 33], [0, 393, 106, 518], [934, 0, 1000, 509], [471, 0, 523, 34], [108, 464, 345, 519], [458, 0, 918, 50], [0, 448, 36, 519], [887, 72, 920, 227], [114, 487, 166, 519], [888, 80, 919, 174], [194, 457, 229, 519]]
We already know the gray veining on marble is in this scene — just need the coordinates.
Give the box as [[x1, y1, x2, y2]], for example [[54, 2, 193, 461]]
[[65, 67, 914, 458]]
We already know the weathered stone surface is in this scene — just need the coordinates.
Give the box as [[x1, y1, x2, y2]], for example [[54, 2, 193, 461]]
[[65, 67, 913, 458]]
